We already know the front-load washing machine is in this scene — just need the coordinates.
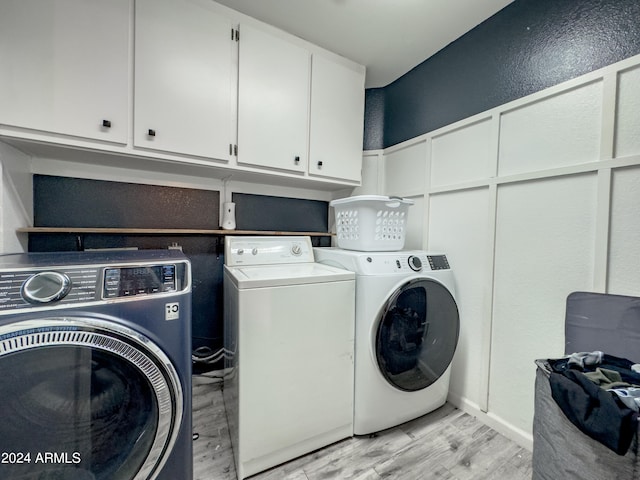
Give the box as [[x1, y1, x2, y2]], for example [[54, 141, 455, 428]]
[[314, 248, 459, 435], [0, 249, 192, 480], [223, 236, 355, 479]]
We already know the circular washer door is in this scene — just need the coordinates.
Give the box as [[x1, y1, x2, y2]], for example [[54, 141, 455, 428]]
[[375, 278, 459, 392], [0, 316, 183, 480]]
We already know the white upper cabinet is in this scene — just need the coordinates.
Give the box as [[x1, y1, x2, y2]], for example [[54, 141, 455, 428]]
[[0, 0, 129, 143], [134, 0, 235, 161], [238, 24, 311, 172], [309, 54, 365, 182], [0, 0, 364, 187], [237, 24, 311, 173], [236, 25, 365, 183]]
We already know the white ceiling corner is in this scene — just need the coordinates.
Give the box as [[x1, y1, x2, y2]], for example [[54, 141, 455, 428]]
[[214, 0, 514, 88]]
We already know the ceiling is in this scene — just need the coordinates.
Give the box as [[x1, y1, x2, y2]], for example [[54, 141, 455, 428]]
[[215, 0, 514, 88]]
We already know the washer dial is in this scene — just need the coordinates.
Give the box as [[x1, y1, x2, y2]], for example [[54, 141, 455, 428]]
[[21, 271, 72, 304]]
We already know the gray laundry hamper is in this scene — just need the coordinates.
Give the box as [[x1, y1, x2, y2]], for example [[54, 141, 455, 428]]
[[532, 292, 640, 480]]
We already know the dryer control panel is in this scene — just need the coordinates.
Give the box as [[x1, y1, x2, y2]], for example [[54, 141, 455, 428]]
[[426, 255, 450, 270], [317, 251, 451, 276], [364, 253, 450, 275]]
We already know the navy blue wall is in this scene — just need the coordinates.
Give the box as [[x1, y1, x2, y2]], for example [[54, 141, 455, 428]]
[[364, 0, 640, 150], [363, 87, 385, 151], [30, 176, 330, 372]]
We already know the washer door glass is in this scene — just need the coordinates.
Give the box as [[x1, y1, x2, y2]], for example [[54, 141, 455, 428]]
[[0, 318, 182, 480], [375, 279, 459, 392]]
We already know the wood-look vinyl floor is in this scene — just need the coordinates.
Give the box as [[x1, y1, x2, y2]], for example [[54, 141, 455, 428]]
[[192, 375, 532, 480]]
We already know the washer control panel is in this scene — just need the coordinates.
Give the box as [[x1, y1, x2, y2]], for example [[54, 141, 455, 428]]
[[103, 264, 176, 299], [0, 261, 187, 312], [225, 236, 314, 266], [1, 267, 100, 310]]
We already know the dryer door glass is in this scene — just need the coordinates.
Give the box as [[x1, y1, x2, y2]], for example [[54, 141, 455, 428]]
[[0, 318, 182, 480], [375, 279, 459, 392]]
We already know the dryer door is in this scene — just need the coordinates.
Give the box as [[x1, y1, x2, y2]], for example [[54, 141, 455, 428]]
[[375, 278, 459, 392], [0, 316, 182, 480]]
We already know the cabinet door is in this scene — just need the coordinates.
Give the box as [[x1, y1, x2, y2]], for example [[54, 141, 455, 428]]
[[0, 0, 129, 143], [309, 54, 365, 182], [237, 24, 310, 173], [134, 0, 234, 161]]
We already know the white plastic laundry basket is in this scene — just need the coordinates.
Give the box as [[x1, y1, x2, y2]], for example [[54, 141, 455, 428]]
[[331, 195, 414, 251]]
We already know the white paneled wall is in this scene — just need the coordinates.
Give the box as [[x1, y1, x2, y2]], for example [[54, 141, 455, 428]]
[[608, 166, 640, 294], [370, 53, 640, 449], [491, 175, 597, 432], [431, 118, 494, 187], [615, 65, 640, 158], [403, 195, 424, 250], [381, 142, 427, 249], [351, 153, 383, 196], [498, 82, 603, 176], [384, 141, 426, 196], [428, 188, 492, 411]]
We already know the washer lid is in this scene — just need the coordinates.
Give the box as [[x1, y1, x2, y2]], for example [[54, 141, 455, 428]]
[[226, 263, 354, 288]]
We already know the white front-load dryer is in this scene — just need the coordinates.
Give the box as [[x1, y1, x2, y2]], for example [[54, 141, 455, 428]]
[[314, 248, 459, 435]]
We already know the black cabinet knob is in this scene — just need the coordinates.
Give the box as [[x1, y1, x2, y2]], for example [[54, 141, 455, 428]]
[[148, 129, 156, 137], [317, 161, 323, 167], [294, 156, 300, 164], [102, 119, 111, 128]]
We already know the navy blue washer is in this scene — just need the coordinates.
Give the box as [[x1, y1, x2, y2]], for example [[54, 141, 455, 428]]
[[0, 249, 192, 480]]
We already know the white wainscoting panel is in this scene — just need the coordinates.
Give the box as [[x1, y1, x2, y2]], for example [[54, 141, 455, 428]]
[[427, 187, 492, 408], [375, 53, 640, 449], [490, 174, 597, 433], [402, 195, 424, 250], [498, 81, 603, 177], [351, 153, 382, 196], [615, 65, 640, 158], [383, 141, 426, 197], [430, 118, 494, 187], [608, 166, 640, 295]]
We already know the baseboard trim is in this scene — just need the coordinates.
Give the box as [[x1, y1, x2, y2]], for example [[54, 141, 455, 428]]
[[447, 393, 534, 452]]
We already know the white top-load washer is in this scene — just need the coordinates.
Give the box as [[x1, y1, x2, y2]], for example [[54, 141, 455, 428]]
[[314, 248, 459, 435], [223, 236, 355, 480]]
